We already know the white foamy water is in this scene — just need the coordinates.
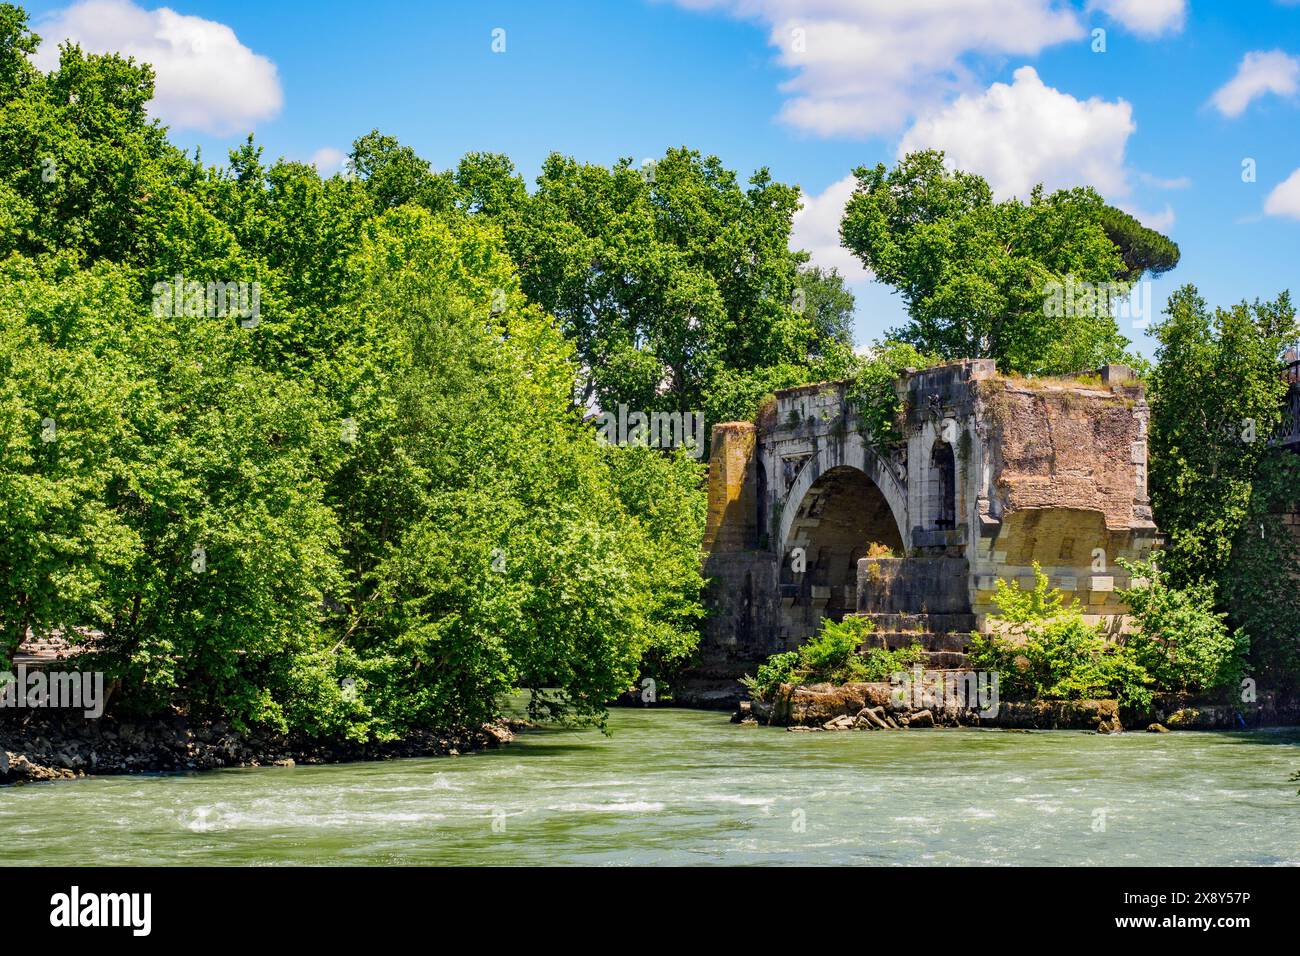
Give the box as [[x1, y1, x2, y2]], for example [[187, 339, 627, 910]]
[[2, 710, 1297, 865]]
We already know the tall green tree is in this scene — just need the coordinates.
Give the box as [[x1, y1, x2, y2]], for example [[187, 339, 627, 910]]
[[1146, 285, 1296, 586], [840, 150, 1179, 375], [348, 142, 856, 423], [0, 5, 707, 736]]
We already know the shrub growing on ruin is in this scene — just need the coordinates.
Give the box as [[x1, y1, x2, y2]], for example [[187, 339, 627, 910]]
[[741, 616, 924, 698], [1117, 556, 1248, 696], [968, 565, 1152, 709]]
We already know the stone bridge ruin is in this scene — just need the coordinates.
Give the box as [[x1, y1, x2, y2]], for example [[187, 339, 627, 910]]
[[683, 359, 1162, 706]]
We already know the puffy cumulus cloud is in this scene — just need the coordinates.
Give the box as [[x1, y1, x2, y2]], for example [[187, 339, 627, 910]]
[[32, 0, 282, 134], [310, 147, 348, 174], [1209, 50, 1300, 118], [1264, 168, 1300, 220], [898, 66, 1136, 200], [1089, 0, 1185, 37], [666, 0, 1084, 136], [790, 174, 870, 281]]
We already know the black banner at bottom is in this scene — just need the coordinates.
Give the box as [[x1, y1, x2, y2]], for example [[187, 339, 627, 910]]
[[0, 866, 1288, 940]]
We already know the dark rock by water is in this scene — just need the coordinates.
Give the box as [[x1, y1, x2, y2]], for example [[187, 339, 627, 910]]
[[0, 710, 518, 785]]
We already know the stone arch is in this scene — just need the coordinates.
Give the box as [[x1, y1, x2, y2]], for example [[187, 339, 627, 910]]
[[778, 463, 907, 634], [776, 433, 909, 566]]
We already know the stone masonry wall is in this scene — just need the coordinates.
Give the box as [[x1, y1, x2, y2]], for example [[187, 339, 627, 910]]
[[969, 370, 1159, 633]]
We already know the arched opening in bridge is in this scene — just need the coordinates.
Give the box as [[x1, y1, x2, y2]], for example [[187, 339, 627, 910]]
[[782, 465, 905, 637], [929, 439, 956, 530]]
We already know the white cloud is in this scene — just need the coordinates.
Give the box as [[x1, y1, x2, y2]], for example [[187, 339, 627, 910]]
[[898, 66, 1136, 200], [1118, 202, 1175, 232], [791, 174, 870, 281], [1136, 172, 1191, 189], [668, 0, 1085, 136], [310, 147, 347, 174], [1264, 167, 1300, 219], [1209, 50, 1300, 118], [32, 0, 282, 134], [1089, 0, 1185, 36]]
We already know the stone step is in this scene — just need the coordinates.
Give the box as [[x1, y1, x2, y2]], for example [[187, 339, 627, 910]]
[[856, 555, 971, 615], [849, 612, 976, 635], [861, 631, 969, 653], [923, 650, 970, 669], [854, 644, 970, 670]]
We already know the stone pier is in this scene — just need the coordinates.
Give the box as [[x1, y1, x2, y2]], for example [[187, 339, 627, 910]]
[[682, 360, 1161, 706]]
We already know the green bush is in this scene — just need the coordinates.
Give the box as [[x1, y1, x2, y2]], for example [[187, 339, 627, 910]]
[[1118, 555, 1248, 695], [742, 616, 924, 699], [967, 564, 1152, 709], [844, 340, 939, 447], [797, 616, 869, 677]]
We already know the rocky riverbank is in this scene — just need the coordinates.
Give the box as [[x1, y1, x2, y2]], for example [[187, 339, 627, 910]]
[[733, 681, 1300, 732], [0, 711, 520, 785]]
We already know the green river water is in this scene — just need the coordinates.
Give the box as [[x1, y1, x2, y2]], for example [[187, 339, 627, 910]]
[[3, 708, 1297, 866]]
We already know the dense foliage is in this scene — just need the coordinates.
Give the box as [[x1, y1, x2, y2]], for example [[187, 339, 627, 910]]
[[1116, 557, 1248, 696], [840, 150, 1178, 376], [1144, 285, 1299, 692], [967, 566, 1152, 710], [741, 616, 924, 699], [347, 135, 859, 427], [3, 0, 1297, 741], [844, 340, 940, 448], [0, 5, 712, 737], [1219, 448, 1300, 691], [1147, 286, 1295, 584]]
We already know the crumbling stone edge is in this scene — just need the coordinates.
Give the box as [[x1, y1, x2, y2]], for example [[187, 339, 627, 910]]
[[731, 682, 1300, 733]]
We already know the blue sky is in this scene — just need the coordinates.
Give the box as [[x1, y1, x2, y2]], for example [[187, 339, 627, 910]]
[[20, 0, 1300, 356]]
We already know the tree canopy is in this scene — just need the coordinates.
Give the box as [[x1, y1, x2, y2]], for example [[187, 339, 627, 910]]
[[338, 137, 859, 426], [0, 3, 708, 736], [840, 150, 1180, 376]]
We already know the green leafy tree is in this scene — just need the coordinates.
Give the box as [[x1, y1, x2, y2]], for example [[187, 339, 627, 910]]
[[840, 150, 1178, 375], [0, 259, 140, 659], [1146, 285, 1296, 586], [348, 128, 457, 214], [312, 207, 705, 733], [459, 146, 854, 421], [0, 9, 184, 263], [1220, 452, 1300, 690]]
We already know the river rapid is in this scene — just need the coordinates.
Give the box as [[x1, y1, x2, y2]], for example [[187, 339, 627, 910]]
[[3, 708, 1297, 866]]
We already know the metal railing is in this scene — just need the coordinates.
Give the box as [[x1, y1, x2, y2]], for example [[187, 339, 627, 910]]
[[1281, 360, 1300, 448]]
